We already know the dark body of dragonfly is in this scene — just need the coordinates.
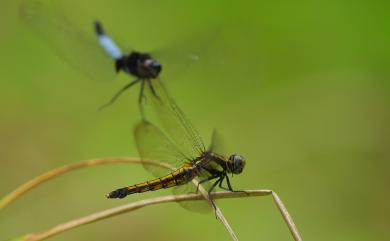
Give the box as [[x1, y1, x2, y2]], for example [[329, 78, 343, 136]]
[[106, 77, 246, 211]]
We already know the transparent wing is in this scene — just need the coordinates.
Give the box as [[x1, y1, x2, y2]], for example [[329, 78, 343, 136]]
[[20, 0, 116, 81], [134, 121, 188, 178], [152, 44, 200, 83], [172, 169, 217, 213], [134, 121, 216, 213], [143, 78, 206, 160], [172, 187, 211, 213]]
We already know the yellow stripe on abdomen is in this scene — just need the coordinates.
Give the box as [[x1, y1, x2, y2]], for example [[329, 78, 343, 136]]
[[106, 165, 196, 199]]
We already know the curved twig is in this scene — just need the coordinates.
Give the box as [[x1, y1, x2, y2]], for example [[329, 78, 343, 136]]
[[1, 158, 302, 241], [0, 157, 163, 209], [21, 190, 301, 241]]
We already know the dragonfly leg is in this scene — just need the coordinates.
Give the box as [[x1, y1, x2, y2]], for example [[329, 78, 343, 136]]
[[147, 79, 161, 102], [99, 79, 140, 110], [208, 176, 224, 194], [224, 174, 250, 195], [195, 174, 219, 193], [208, 176, 224, 218], [139, 80, 146, 121], [218, 175, 231, 191], [225, 174, 234, 191]]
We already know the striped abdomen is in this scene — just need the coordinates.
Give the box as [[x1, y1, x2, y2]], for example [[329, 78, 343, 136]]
[[106, 164, 196, 199]]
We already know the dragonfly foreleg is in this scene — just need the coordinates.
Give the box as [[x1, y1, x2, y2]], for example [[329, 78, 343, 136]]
[[224, 174, 250, 195]]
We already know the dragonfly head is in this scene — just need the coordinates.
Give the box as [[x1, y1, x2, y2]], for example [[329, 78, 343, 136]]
[[228, 154, 246, 174], [144, 58, 162, 77]]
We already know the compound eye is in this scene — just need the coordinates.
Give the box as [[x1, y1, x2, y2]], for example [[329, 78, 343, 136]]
[[144, 59, 160, 67], [229, 154, 246, 174], [151, 60, 161, 68], [148, 60, 162, 73]]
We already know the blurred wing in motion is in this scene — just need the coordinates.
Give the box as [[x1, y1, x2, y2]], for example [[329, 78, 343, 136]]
[[152, 45, 200, 82], [20, 0, 116, 81], [143, 78, 206, 160], [209, 128, 228, 157], [152, 27, 224, 81], [134, 121, 187, 178]]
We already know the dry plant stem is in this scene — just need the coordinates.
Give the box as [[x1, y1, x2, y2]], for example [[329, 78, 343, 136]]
[[23, 190, 301, 241], [2, 158, 302, 241], [190, 178, 238, 241], [271, 192, 302, 241], [0, 157, 166, 209]]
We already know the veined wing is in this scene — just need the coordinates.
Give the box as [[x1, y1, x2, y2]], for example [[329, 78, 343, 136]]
[[134, 121, 215, 212], [20, 0, 116, 81], [171, 129, 227, 212], [143, 78, 206, 161], [134, 121, 188, 178]]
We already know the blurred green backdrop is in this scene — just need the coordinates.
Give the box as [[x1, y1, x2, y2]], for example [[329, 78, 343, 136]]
[[1, 0, 389, 240]]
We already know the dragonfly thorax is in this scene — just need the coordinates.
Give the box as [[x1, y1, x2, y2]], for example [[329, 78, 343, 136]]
[[116, 52, 162, 79]]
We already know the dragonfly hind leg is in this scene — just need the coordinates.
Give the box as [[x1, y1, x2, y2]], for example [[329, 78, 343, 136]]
[[195, 174, 220, 197], [139, 80, 146, 121], [99, 79, 140, 110], [207, 176, 225, 218], [146, 79, 161, 102], [207, 175, 224, 194]]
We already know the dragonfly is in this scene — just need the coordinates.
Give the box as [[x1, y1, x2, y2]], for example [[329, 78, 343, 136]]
[[20, 0, 201, 119], [106, 77, 246, 211], [94, 21, 162, 116]]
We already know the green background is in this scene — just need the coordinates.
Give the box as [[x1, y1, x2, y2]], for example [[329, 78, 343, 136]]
[[1, 0, 389, 240]]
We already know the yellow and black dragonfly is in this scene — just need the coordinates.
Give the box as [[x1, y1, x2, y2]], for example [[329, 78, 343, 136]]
[[20, 0, 201, 118], [106, 78, 246, 210]]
